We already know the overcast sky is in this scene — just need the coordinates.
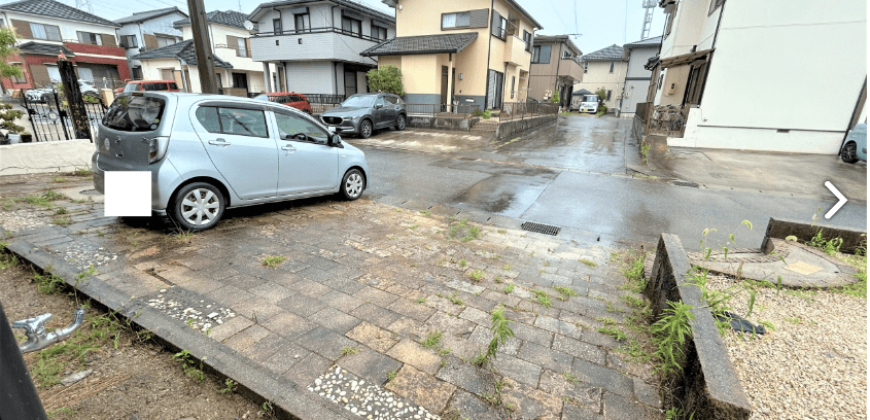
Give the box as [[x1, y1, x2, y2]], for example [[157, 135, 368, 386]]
[[26, 0, 665, 54]]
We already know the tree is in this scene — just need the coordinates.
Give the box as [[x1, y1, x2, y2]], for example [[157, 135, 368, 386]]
[[0, 27, 22, 93], [550, 90, 560, 104], [367, 65, 405, 96], [595, 88, 607, 104]]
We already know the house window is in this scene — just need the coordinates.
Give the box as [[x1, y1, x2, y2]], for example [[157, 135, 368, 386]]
[[121, 35, 137, 48], [157, 36, 176, 48], [562, 50, 572, 59], [606, 90, 612, 101], [531, 44, 550, 64], [583, 62, 588, 73], [491, 14, 508, 39], [31, 23, 61, 41], [372, 24, 388, 41], [11, 64, 25, 83], [609, 61, 614, 73], [442, 12, 470, 29], [684, 61, 709, 105], [510, 76, 515, 99], [294, 13, 310, 33], [237, 37, 248, 57], [657, 74, 664, 90], [523, 30, 531, 51], [273, 18, 283, 34], [664, 4, 677, 36], [341, 16, 361, 37], [77, 31, 102, 45]]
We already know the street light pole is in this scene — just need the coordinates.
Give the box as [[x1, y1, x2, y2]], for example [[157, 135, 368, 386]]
[[187, 0, 218, 94]]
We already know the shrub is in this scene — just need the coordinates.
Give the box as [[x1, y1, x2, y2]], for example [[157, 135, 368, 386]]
[[366, 65, 405, 96]]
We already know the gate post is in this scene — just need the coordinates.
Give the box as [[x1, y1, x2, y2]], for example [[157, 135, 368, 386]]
[[58, 58, 92, 140]]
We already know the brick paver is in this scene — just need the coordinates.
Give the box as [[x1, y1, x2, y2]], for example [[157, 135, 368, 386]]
[[0, 177, 662, 420]]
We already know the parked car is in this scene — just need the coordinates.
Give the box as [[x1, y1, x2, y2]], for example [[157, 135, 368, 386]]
[[320, 93, 407, 139], [840, 122, 867, 164], [578, 94, 600, 113], [25, 80, 98, 103], [92, 92, 369, 231], [253, 92, 312, 114], [114, 80, 180, 95]]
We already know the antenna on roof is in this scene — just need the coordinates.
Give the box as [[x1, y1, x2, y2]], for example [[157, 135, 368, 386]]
[[75, 0, 94, 14], [640, 0, 655, 39], [238, 0, 242, 13]]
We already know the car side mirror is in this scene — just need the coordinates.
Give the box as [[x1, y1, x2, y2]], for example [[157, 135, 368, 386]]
[[375, 104, 383, 109]]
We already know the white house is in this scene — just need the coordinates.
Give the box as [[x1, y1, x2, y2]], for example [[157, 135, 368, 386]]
[[647, 0, 867, 154], [619, 36, 661, 118], [247, 0, 396, 98], [132, 10, 266, 94], [114, 7, 188, 80]]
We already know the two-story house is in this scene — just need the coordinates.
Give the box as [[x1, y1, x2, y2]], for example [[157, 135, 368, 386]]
[[247, 0, 395, 98], [114, 7, 188, 80], [574, 45, 628, 112], [359, 0, 542, 111], [132, 10, 265, 94], [646, 0, 866, 154], [0, 0, 130, 92], [527, 35, 583, 108], [618, 35, 661, 118]]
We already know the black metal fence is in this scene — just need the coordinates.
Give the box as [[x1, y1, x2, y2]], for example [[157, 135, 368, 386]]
[[497, 102, 560, 122], [303, 94, 345, 104], [20, 89, 108, 142], [405, 103, 480, 117]]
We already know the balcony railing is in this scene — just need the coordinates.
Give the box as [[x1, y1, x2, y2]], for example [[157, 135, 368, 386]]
[[253, 26, 388, 43], [646, 104, 688, 138]]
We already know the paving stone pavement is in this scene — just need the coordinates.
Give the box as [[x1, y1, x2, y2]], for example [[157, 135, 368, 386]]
[[0, 179, 662, 420]]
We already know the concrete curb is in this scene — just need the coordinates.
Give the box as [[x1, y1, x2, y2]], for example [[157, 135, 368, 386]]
[[762, 217, 867, 255], [2, 227, 355, 420], [645, 233, 752, 420]]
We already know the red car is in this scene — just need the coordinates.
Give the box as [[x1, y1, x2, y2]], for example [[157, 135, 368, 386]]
[[254, 92, 312, 114], [114, 80, 180, 95]]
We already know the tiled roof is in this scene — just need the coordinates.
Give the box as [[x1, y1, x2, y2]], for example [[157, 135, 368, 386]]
[[360, 33, 477, 57], [0, 0, 119, 27], [580, 44, 625, 62], [624, 35, 663, 49], [131, 40, 233, 68], [115, 7, 187, 25], [251, 0, 394, 25], [174, 10, 254, 30], [18, 41, 74, 57]]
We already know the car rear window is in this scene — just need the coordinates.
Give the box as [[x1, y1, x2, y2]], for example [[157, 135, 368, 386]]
[[287, 95, 304, 102], [168, 82, 179, 90], [143, 83, 166, 91], [102, 96, 166, 132]]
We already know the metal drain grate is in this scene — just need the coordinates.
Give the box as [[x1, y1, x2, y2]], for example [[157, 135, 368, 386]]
[[521, 221, 561, 236]]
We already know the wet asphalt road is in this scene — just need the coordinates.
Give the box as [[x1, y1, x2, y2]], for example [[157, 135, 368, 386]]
[[356, 116, 867, 249]]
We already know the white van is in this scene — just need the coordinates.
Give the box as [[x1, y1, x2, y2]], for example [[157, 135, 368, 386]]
[[579, 95, 600, 113]]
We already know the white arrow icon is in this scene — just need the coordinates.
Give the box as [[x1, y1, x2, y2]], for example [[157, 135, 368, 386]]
[[824, 181, 848, 219]]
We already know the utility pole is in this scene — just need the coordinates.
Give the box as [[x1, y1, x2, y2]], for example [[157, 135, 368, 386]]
[[187, 0, 218, 94]]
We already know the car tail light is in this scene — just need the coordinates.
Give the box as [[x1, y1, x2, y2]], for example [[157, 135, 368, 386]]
[[146, 136, 170, 164]]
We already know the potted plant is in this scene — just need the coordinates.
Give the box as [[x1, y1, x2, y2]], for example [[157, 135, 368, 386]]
[[0, 102, 26, 144]]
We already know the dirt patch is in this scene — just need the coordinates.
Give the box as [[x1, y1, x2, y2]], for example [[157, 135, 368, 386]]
[[0, 255, 269, 420]]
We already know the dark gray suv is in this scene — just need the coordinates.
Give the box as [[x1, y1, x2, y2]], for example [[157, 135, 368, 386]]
[[320, 93, 407, 139]]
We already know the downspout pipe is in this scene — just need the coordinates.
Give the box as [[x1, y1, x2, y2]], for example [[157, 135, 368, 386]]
[[14, 308, 86, 353]]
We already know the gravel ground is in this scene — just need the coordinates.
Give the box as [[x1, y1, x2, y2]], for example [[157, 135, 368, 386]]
[[706, 273, 867, 420]]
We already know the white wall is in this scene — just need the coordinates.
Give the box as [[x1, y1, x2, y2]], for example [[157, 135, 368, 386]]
[[2, 11, 117, 45], [180, 23, 261, 72], [117, 12, 186, 66], [283, 61, 335, 93], [0, 139, 94, 175]]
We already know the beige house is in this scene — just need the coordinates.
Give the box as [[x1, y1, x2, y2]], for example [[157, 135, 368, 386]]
[[361, 0, 543, 111], [573, 45, 627, 112], [133, 10, 266, 94], [526, 35, 583, 107]]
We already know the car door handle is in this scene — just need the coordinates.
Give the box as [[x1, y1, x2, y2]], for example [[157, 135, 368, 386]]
[[281, 145, 296, 153], [208, 138, 231, 146]]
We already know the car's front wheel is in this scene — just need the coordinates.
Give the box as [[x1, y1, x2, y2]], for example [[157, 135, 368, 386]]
[[170, 182, 225, 232], [359, 120, 373, 139], [395, 114, 407, 131], [340, 169, 365, 200], [841, 142, 859, 164]]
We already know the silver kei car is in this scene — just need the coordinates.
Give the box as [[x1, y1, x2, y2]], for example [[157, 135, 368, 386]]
[[92, 92, 370, 231], [320, 93, 407, 139]]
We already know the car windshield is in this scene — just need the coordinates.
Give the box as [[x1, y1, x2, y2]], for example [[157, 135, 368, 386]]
[[342, 95, 376, 108], [123, 84, 138, 93], [585, 95, 598, 102]]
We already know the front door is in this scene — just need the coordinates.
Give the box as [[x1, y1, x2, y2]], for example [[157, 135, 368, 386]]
[[344, 71, 357, 96], [372, 96, 389, 128], [273, 111, 339, 195], [486, 70, 503, 109], [192, 105, 278, 201], [441, 66, 448, 106]]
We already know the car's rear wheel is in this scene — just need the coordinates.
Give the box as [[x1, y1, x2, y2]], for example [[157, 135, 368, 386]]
[[340, 169, 365, 200], [396, 114, 407, 131], [169, 182, 225, 232], [360, 120, 373, 139], [841, 142, 859, 164]]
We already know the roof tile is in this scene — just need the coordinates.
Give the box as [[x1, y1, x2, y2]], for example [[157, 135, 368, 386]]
[[0, 0, 118, 27], [360, 33, 477, 57]]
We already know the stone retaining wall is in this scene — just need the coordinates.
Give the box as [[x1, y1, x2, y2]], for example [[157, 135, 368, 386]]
[[0, 139, 94, 175], [645, 233, 753, 420], [407, 115, 480, 132], [761, 217, 867, 254], [495, 114, 557, 140]]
